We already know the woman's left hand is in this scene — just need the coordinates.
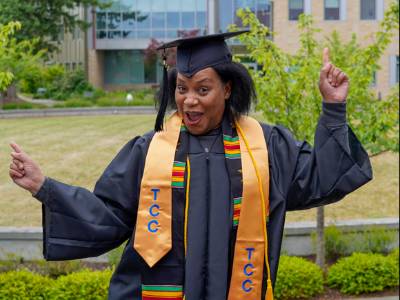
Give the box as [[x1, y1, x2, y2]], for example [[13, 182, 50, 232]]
[[319, 48, 349, 103]]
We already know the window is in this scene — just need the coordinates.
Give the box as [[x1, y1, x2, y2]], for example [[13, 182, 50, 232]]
[[397, 56, 399, 83], [289, 0, 304, 20], [361, 0, 376, 20], [389, 55, 399, 86], [325, 0, 340, 20]]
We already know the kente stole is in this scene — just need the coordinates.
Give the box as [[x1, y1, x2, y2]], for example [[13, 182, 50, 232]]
[[134, 112, 273, 300]]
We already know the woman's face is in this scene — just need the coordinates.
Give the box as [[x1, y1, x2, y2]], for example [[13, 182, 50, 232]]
[[175, 67, 231, 135]]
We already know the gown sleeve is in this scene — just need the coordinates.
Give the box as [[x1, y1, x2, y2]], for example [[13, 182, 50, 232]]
[[265, 102, 373, 211], [33, 134, 151, 260]]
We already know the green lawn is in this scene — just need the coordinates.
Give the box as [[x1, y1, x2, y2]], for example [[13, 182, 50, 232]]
[[0, 115, 398, 226]]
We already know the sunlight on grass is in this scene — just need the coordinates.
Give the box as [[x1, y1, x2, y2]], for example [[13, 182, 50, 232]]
[[0, 115, 398, 226]]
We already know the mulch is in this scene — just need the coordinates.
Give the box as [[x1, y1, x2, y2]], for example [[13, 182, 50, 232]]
[[312, 287, 399, 299]]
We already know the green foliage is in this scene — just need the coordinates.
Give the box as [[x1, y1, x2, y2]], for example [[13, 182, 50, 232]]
[[274, 256, 324, 300], [233, 1, 399, 154], [49, 68, 93, 100], [0, 21, 45, 94], [388, 248, 399, 265], [0, 0, 108, 54], [0, 270, 53, 299], [0, 22, 20, 91], [314, 225, 398, 260], [327, 252, 399, 294], [108, 244, 125, 267], [2, 102, 47, 110], [35, 260, 84, 278], [49, 269, 112, 300]]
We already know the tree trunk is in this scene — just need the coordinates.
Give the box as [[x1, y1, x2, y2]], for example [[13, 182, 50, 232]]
[[316, 206, 325, 270], [0, 92, 4, 109], [3, 83, 19, 103]]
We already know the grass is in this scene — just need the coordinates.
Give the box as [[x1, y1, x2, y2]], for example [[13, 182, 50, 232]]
[[0, 115, 398, 226]]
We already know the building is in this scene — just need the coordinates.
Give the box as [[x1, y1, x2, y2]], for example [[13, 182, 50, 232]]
[[86, 0, 272, 90], [54, 0, 398, 97], [51, 7, 87, 72], [274, 0, 399, 98]]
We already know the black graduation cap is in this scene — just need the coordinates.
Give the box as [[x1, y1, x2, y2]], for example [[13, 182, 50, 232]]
[[155, 30, 249, 131]]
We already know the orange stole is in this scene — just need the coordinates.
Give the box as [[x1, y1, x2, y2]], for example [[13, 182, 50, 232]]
[[133, 113, 272, 299], [227, 116, 272, 300], [133, 113, 182, 268]]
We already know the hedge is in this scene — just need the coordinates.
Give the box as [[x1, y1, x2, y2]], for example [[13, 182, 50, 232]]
[[274, 256, 324, 300], [0, 270, 53, 300], [327, 252, 399, 294], [49, 269, 112, 300], [0, 269, 112, 300]]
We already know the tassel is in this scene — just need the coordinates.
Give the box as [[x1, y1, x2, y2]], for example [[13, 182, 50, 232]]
[[266, 279, 274, 300], [155, 50, 169, 132]]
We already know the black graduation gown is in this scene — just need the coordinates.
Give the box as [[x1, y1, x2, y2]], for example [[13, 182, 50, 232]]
[[34, 102, 372, 299]]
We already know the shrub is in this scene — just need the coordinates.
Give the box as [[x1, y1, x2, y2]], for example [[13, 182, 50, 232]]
[[49, 269, 112, 300], [315, 225, 397, 260], [274, 256, 324, 300], [0, 270, 53, 299], [53, 99, 93, 108], [34, 260, 84, 278], [388, 248, 399, 265], [327, 252, 399, 294]]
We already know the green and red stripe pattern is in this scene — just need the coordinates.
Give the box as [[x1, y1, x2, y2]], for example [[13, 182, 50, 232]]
[[172, 161, 185, 189], [223, 135, 241, 159], [142, 285, 183, 300], [233, 197, 242, 226]]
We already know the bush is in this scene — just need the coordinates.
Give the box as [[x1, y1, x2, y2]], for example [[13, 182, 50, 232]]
[[327, 252, 399, 294], [49, 269, 112, 299], [315, 225, 397, 260], [388, 248, 399, 265], [2, 102, 47, 110], [0, 270, 53, 299], [274, 256, 324, 300]]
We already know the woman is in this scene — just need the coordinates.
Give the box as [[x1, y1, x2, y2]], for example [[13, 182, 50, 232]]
[[9, 32, 372, 300]]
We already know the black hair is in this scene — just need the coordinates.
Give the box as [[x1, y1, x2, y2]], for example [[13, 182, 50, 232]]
[[154, 62, 256, 131]]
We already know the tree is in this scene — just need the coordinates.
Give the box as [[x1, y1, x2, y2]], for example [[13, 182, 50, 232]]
[[232, 1, 399, 268], [0, 22, 19, 93], [0, 22, 45, 105], [0, 0, 106, 54]]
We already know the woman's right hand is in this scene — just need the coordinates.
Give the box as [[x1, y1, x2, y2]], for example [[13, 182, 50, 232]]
[[9, 143, 45, 196]]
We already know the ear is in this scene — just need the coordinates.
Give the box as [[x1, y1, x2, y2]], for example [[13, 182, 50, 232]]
[[224, 81, 232, 100]]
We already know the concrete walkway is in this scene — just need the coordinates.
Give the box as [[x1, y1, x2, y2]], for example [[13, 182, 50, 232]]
[[0, 106, 157, 118], [345, 297, 399, 300]]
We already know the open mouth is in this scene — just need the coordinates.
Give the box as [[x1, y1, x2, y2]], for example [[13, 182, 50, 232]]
[[184, 111, 203, 126]]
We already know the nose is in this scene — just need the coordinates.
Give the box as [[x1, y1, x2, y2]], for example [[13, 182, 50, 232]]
[[183, 93, 199, 106]]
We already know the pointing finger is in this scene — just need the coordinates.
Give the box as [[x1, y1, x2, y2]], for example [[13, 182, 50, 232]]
[[323, 48, 330, 66], [10, 142, 23, 154]]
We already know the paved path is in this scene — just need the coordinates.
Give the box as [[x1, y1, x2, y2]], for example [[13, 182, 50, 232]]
[[0, 106, 157, 119]]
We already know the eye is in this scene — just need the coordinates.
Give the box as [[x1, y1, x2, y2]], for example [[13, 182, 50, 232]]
[[177, 85, 186, 93], [198, 87, 209, 95]]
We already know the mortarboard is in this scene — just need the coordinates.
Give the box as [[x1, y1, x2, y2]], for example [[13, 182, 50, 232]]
[[155, 30, 249, 131]]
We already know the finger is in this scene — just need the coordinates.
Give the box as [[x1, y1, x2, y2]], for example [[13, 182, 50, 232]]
[[328, 66, 336, 83], [10, 151, 28, 163], [332, 68, 341, 86], [321, 62, 333, 77], [9, 169, 24, 179], [323, 48, 330, 66], [336, 72, 346, 86], [10, 142, 23, 154], [10, 162, 25, 174], [12, 160, 24, 170]]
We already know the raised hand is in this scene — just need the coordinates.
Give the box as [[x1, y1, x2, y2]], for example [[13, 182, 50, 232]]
[[9, 143, 45, 196], [319, 48, 349, 102]]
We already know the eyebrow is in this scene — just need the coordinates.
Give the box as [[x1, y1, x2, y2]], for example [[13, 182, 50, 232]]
[[177, 77, 212, 84]]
